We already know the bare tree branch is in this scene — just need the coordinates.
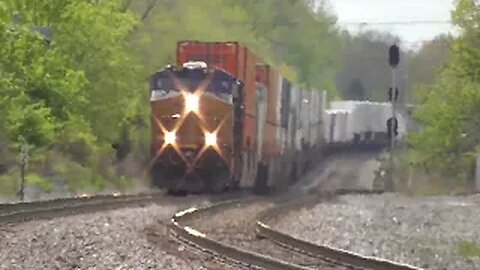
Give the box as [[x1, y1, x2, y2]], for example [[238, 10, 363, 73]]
[[141, 0, 160, 21]]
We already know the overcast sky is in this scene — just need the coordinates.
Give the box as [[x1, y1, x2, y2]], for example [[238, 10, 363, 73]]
[[326, 0, 457, 49]]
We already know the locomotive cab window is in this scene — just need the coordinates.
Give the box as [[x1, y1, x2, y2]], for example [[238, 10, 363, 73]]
[[150, 66, 239, 104]]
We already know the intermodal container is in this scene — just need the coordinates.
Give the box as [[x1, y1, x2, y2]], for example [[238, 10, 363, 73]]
[[255, 64, 270, 87], [255, 64, 283, 157]]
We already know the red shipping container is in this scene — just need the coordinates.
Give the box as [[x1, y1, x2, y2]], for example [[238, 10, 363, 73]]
[[177, 41, 258, 151]]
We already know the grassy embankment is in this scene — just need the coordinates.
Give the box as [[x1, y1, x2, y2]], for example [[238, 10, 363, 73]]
[[0, 149, 144, 199], [374, 146, 473, 196]]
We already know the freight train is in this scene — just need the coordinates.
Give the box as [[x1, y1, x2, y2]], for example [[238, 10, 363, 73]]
[[323, 101, 408, 149], [148, 41, 325, 193], [148, 41, 396, 194], [324, 101, 408, 148]]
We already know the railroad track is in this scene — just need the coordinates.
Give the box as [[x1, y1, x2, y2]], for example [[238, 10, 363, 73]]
[[0, 191, 172, 225], [170, 189, 424, 270], [0, 188, 249, 226], [256, 190, 423, 270]]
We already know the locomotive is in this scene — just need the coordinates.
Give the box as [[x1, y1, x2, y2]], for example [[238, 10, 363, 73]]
[[149, 41, 325, 193]]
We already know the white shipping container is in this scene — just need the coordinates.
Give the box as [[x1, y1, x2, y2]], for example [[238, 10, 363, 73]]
[[288, 85, 300, 151], [276, 75, 286, 154], [324, 111, 332, 143]]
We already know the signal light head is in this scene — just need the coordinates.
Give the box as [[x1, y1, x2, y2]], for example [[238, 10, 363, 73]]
[[389, 44, 400, 67], [185, 93, 199, 113], [205, 132, 217, 147], [164, 131, 176, 145]]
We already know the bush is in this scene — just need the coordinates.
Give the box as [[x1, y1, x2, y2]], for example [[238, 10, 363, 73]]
[[380, 149, 472, 196], [0, 170, 56, 197], [0, 170, 18, 197], [48, 149, 136, 194], [26, 173, 55, 193]]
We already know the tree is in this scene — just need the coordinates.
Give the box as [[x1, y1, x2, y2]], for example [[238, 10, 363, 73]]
[[0, 0, 144, 195], [129, 0, 341, 94], [335, 30, 403, 101], [409, 0, 480, 184], [407, 35, 452, 103], [0, 0, 344, 195], [2, 0, 141, 157], [346, 78, 366, 100], [0, 9, 84, 150]]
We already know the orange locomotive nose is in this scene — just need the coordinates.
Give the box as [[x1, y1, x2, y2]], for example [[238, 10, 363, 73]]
[[149, 63, 238, 193]]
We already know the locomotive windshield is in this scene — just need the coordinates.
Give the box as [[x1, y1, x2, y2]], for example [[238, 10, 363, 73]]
[[149, 66, 240, 102]]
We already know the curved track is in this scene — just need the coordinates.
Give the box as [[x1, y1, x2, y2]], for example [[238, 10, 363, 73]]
[[0, 192, 169, 225], [256, 191, 423, 270], [170, 190, 423, 270], [0, 191, 246, 225], [0, 150, 424, 269], [169, 150, 426, 270]]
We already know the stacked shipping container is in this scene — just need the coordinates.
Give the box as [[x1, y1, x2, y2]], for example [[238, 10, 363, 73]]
[[255, 64, 283, 157], [177, 41, 258, 152], [176, 41, 325, 190]]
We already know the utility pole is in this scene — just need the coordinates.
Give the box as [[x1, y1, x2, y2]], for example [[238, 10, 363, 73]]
[[387, 44, 400, 191]]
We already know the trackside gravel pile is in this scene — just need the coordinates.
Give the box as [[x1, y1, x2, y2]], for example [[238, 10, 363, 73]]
[[274, 193, 480, 270]]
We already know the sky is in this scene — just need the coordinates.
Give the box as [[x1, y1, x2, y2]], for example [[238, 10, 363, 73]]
[[325, 0, 457, 49]]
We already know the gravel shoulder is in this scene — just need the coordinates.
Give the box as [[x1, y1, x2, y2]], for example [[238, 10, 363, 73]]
[[273, 193, 480, 270], [0, 199, 234, 270]]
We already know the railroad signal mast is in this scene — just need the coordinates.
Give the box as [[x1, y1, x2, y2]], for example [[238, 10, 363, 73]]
[[386, 44, 400, 191], [388, 87, 399, 102]]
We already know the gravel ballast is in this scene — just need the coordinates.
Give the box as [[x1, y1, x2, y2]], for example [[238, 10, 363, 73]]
[[186, 200, 350, 269], [274, 193, 480, 270], [0, 200, 234, 270]]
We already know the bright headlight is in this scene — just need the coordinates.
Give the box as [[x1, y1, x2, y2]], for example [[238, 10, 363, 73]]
[[185, 93, 199, 113], [205, 132, 217, 147], [164, 131, 176, 145]]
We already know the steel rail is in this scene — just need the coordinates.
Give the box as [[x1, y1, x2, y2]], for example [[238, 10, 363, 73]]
[[0, 192, 163, 213], [0, 192, 168, 225], [256, 190, 424, 270], [170, 189, 426, 270], [170, 198, 312, 270]]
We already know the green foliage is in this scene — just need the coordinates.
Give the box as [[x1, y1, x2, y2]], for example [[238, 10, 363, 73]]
[[335, 31, 399, 101], [1, 0, 141, 150], [54, 158, 133, 193], [387, 149, 470, 196], [26, 173, 54, 193], [0, 26, 84, 149], [407, 35, 452, 103], [0, 0, 144, 195], [0, 0, 341, 196], [130, 0, 340, 92], [346, 78, 366, 100], [336, 31, 451, 103], [0, 171, 18, 197], [5, 99, 55, 148], [409, 0, 480, 184]]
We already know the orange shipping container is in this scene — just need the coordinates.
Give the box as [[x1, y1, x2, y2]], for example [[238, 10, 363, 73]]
[[255, 64, 269, 87], [177, 41, 258, 151]]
